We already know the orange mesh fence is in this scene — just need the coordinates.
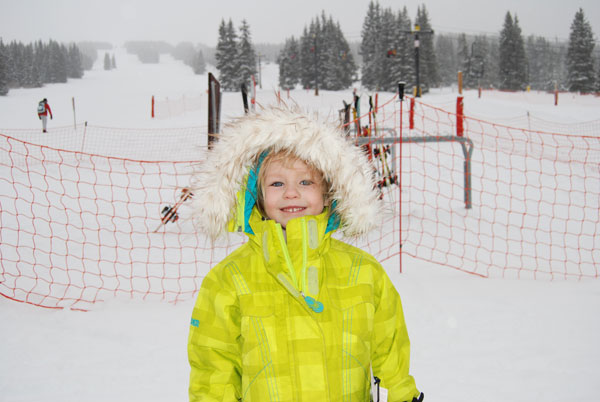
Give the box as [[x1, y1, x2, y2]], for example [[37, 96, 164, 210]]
[[1, 98, 599, 309], [363, 95, 599, 279]]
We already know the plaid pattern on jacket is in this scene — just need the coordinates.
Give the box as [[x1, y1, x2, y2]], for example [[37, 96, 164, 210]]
[[188, 210, 419, 401]]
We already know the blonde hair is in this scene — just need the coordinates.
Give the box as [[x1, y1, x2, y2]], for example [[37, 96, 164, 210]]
[[254, 150, 333, 219]]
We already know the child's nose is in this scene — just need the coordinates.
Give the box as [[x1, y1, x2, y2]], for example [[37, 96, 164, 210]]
[[283, 184, 300, 198]]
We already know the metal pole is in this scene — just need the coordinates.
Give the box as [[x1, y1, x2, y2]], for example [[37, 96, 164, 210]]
[[398, 82, 405, 273]]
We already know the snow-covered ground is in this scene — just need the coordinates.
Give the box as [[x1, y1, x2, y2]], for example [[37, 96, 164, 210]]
[[1, 47, 600, 402]]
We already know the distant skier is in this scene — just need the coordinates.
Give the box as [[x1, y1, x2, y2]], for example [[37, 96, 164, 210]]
[[37, 98, 53, 132]]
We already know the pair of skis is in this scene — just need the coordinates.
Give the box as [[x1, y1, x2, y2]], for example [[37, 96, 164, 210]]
[[353, 94, 397, 198]]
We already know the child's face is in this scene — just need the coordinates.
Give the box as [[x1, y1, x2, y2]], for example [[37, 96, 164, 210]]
[[262, 158, 325, 228]]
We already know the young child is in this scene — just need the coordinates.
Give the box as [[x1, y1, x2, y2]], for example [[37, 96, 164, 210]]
[[188, 107, 422, 402]]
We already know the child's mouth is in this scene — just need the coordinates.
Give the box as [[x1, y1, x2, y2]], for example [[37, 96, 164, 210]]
[[281, 207, 305, 213]]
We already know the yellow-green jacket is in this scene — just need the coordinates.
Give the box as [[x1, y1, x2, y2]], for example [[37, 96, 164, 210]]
[[188, 107, 420, 401]]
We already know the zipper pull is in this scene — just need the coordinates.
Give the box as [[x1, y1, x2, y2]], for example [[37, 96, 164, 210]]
[[301, 292, 324, 313]]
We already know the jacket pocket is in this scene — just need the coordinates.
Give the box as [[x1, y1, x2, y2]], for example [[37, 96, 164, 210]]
[[238, 293, 281, 401]]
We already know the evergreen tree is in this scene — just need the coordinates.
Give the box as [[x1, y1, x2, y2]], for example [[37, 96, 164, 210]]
[[360, 1, 382, 90], [47, 41, 68, 83], [237, 19, 257, 89], [435, 34, 457, 86], [104, 52, 112, 70], [566, 8, 596, 92], [377, 7, 396, 91], [278, 36, 301, 89], [464, 36, 487, 88], [111, 54, 117, 69], [394, 7, 415, 89], [321, 17, 356, 90], [0, 40, 9, 95], [526, 36, 562, 91], [456, 33, 470, 83], [215, 19, 239, 91], [192, 49, 206, 75], [415, 5, 438, 92], [295, 13, 356, 91], [68, 44, 84, 78], [484, 36, 500, 88], [498, 12, 527, 90]]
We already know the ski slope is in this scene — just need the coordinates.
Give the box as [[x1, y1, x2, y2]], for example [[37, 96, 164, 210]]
[[1, 47, 600, 402]]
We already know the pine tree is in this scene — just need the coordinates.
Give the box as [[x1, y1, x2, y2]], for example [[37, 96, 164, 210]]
[[464, 36, 487, 88], [395, 7, 415, 89], [377, 7, 396, 91], [215, 19, 239, 91], [360, 1, 382, 90], [47, 41, 68, 83], [498, 12, 527, 90], [435, 34, 457, 86], [526, 36, 561, 91], [0, 40, 9, 95], [566, 8, 596, 92], [104, 52, 112, 71], [193, 49, 206, 75], [320, 17, 356, 90], [295, 13, 356, 91], [237, 20, 257, 89], [278, 36, 301, 89], [111, 54, 117, 69], [456, 33, 470, 82], [68, 44, 84, 78]]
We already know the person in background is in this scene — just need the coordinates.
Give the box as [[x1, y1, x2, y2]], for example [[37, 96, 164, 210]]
[[37, 98, 53, 132]]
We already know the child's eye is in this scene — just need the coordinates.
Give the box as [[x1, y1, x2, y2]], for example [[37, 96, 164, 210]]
[[300, 180, 313, 186], [270, 181, 283, 187]]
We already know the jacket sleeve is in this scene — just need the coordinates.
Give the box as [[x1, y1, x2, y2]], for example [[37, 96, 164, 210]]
[[370, 266, 420, 402], [188, 266, 242, 402]]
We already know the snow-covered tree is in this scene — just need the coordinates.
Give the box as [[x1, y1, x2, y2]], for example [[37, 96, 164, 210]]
[[0, 40, 9, 95], [215, 19, 239, 91], [192, 49, 206, 75], [237, 20, 257, 89], [498, 12, 527, 90], [68, 44, 84, 78], [48, 41, 67, 83], [566, 8, 596, 92], [104, 52, 112, 71], [111, 54, 117, 69], [294, 13, 356, 91], [435, 34, 456, 87], [360, 1, 382, 90], [393, 7, 415, 89], [278, 36, 301, 89]]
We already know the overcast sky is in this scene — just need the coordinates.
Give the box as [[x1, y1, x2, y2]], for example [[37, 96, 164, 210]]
[[1, 0, 599, 46]]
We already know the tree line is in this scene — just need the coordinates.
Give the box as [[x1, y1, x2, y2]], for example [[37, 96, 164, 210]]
[[274, 2, 598, 94], [0, 39, 90, 96]]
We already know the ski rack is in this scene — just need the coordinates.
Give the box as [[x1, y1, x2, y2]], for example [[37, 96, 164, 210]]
[[354, 129, 474, 209]]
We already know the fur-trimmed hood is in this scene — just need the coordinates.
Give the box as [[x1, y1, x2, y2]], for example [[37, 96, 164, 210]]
[[191, 106, 381, 240]]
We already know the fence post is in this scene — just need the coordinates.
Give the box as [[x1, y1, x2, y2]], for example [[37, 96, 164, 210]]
[[409, 97, 415, 130], [398, 82, 405, 273], [456, 96, 464, 137], [151, 95, 155, 118]]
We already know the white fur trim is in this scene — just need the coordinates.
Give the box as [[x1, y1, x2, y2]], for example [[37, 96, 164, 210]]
[[191, 107, 382, 240]]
